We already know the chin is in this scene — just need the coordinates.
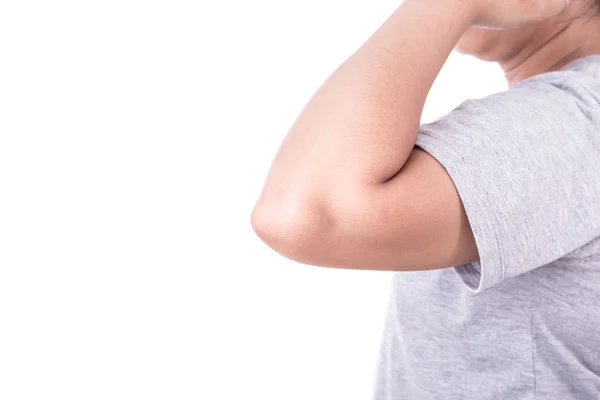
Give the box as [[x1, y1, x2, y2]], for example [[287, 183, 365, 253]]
[[455, 27, 501, 60]]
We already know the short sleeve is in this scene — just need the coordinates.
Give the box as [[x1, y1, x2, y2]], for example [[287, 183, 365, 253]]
[[415, 76, 600, 292]]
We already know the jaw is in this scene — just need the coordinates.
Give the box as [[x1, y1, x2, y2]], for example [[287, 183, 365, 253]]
[[454, 26, 535, 62]]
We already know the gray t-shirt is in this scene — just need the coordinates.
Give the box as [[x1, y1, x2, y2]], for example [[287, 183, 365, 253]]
[[373, 54, 600, 400]]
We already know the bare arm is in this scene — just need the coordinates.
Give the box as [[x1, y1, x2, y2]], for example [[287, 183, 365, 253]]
[[251, 0, 480, 270]]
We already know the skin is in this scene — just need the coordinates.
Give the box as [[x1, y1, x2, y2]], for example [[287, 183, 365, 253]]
[[251, 0, 600, 271], [458, 0, 600, 85]]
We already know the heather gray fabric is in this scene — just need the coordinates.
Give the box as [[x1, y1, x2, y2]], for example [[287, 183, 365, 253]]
[[373, 55, 600, 400]]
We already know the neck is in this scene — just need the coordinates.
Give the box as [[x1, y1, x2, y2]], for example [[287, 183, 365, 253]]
[[500, 16, 600, 86]]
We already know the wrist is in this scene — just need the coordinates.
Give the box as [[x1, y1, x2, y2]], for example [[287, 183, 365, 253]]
[[399, 0, 478, 35], [437, 0, 479, 28]]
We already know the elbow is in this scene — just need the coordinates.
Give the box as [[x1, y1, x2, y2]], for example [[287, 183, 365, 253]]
[[251, 196, 331, 264], [250, 204, 289, 254]]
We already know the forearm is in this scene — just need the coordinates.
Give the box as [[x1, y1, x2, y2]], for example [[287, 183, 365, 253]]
[[259, 0, 476, 200]]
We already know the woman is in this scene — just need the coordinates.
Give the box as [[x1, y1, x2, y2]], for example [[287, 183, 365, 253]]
[[251, 0, 600, 397]]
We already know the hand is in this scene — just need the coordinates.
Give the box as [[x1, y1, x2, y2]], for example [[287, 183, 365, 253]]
[[471, 0, 570, 28]]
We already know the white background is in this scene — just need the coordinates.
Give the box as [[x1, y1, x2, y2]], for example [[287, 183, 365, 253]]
[[0, 1, 506, 399]]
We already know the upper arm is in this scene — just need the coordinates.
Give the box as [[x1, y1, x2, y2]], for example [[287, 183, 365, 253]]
[[268, 147, 479, 271], [254, 79, 600, 287]]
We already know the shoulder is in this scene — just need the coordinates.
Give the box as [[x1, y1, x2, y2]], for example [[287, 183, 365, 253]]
[[413, 71, 600, 291], [418, 70, 600, 158], [514, 69, 600, 114]]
